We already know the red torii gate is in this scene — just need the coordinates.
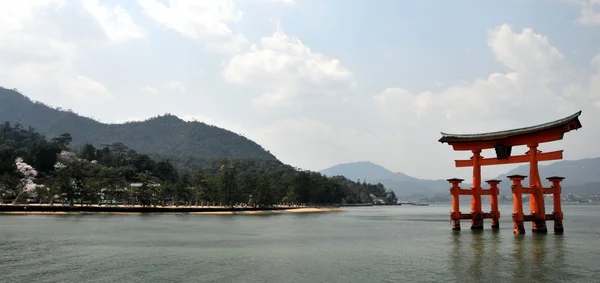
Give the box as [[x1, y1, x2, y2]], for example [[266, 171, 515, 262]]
[[439, 111, 582, 234]]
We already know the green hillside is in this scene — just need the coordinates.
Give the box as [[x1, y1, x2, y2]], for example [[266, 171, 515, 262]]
[[0, 87, 276, 170]]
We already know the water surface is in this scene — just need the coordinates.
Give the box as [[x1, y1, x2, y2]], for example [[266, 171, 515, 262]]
[[1, 204, 599, 282]]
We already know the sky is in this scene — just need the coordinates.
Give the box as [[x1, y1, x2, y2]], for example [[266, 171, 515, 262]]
[[1, 0, 599, 181]]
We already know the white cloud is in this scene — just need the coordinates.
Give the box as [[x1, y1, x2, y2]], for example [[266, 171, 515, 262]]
[[487, 25, 568, 80], [232, 23, 600, 179], [58, 75, 113, 101], [81, 0, 145, 42], [591, 55, 600, 94], [137, 0, 247, 53], [251, 118, 373, 170], [0, 1, 65, 33], [581, 54, 600, 109], [140, 82, 186, 95], [0, 1, 72, 67], [0, 1, 135, 116], [166, 80, 186, 93], [223, 26, 355, 107], [141, 86, 158, 94], [369, 24, 599, 178], [0, 1, 76, 92], [375, 24, 580, 131], [575, 0, 600, 25], [260, 0, 296, 4]]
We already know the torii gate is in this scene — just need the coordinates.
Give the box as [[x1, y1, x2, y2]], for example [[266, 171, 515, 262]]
[[438, 111, 582, 234]]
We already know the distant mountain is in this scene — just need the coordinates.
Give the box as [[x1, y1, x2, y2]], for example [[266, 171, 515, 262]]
[[494, 157, 600, 193], [569, 182, 600, 194], [319, 161, 457, 197], [321, 157, 600, 197], [320, 161, 408, 182], [0, 87, 278, 170]]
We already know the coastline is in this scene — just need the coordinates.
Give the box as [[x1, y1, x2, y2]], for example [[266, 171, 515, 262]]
[[0, 204, 347, 215]]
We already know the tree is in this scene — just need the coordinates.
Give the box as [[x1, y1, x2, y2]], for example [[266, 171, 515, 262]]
[[12, 157, 38, 204], [53, 152, 92, 206], [53, 161, 73, 205], [384, 189, 398, 205], [51, 133, 72, 150], [292, 171, 312, 204], [192, 170, 217, 205], [0, 148, 18, 202], [238, 174, 258, 206], [283, 186, 296, 205], [97, 167, 127, 204], [136, 172, 153, 207], [80, 143, 97, 161], [255, 175, 276, 207], [155, 159, 178, 183], [217, 158, 239, 207], [174, 173, 191, 206]]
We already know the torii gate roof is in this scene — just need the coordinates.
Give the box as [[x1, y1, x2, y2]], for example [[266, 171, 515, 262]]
[[438, 111, 582, 146]]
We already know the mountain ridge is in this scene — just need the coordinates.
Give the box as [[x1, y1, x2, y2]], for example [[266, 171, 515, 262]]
[[0, 87, 278, 170], [321, 158, 600, 197], [319, 161, 453, 197]]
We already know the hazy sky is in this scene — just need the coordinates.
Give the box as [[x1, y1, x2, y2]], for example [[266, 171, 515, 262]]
[[1, 0, 599, 181]]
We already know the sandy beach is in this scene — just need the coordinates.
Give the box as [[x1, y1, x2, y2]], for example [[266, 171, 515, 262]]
[[0, 204, 347, 215]]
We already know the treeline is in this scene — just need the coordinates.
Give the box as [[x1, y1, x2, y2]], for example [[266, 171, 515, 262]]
[[0, 122, 397, 207]]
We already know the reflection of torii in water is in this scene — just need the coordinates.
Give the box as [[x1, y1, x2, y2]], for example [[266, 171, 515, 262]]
[[438, 111, 583, 235]]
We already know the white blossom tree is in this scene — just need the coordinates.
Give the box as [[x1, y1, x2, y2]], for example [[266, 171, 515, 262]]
[[12, 157, 38, 204]]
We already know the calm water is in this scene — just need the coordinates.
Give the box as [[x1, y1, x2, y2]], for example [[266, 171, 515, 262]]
[[1, 204, 599, 283]]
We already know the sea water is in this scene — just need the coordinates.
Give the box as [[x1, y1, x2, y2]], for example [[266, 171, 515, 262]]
[[1, 204, 599, 283]]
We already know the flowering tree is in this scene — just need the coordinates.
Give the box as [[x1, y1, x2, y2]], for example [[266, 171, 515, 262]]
[[11, 157, 38, 204]]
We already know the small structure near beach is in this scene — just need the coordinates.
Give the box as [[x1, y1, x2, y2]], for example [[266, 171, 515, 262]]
[[438, 111, 583, 234]]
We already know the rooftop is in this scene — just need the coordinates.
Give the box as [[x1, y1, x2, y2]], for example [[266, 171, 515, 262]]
[[439, 111, 582, 144]]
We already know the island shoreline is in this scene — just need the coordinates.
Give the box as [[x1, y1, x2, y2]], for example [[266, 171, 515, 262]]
[[0, 204, 347, 215]]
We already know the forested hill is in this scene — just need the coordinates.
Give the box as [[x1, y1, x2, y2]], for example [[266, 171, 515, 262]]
[[0, 87, 277, 169], [0, 123, 398, 206]]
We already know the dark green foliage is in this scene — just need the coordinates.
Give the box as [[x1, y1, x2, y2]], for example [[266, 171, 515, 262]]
[[0, 121, 64, 179], [29, 140, 62, 175], [80, 143, 97, 161], [0, 125, 396, 206], [0, 148, 21, 203], [135, 172, 153, 207], [51, 133, 72, 151]]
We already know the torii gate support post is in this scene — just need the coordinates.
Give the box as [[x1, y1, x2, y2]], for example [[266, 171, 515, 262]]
[[470, 149, 484, 230], [508, 175, 526, 235], [448, 178, 464, 231], [547, 176, 565, 234], [528, 143, 548, 233], [486, 180, 501, 230]]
